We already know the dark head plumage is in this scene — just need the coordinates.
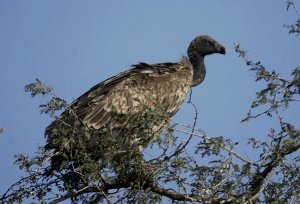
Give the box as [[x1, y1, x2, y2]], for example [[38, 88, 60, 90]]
[[188, 35, 226, 58], [187, 35, 226, 87]]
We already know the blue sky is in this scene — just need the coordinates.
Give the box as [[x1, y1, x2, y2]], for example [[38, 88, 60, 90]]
[[1, 0, 299, 198]]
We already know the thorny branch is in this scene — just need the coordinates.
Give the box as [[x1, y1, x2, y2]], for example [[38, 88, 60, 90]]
[[48, 179, 235, 204], [151, 90, 198, 164], [245, 141, 300, 203], [171, 127, 259, 166]]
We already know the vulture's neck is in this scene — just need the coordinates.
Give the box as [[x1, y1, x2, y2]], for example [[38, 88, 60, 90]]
[[190, 54, 206, 87]]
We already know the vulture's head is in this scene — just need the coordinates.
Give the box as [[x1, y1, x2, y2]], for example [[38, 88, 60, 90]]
[[188, 35, 226, 58]]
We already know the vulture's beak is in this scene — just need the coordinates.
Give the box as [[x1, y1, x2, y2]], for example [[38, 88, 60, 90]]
[[215, 43, 226, 55]]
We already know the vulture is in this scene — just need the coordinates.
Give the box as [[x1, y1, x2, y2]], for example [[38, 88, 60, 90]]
[[45, 35, 226, 172]]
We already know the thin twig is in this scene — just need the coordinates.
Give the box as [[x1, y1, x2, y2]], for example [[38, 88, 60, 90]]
[[154, 90, 198, 163], [172, 128, 259, 166]]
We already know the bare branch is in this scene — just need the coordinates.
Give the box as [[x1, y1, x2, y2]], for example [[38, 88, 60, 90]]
[[49, 182, 129, 204], [245, 140, 300, 202], [172, 127, 259, 166]]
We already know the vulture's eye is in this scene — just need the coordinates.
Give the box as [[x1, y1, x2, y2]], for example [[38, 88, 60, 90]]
[[203, 40, 210, 46]]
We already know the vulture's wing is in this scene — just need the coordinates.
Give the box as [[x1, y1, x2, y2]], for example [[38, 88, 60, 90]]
[[45, 60, 192, 134]]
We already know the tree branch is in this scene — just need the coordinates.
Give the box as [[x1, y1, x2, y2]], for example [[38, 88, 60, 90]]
[[49, 182, 130, 204], [172, 128, 259, 166], [245, 140, 300, 202], [144, 181, 234, 203]]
